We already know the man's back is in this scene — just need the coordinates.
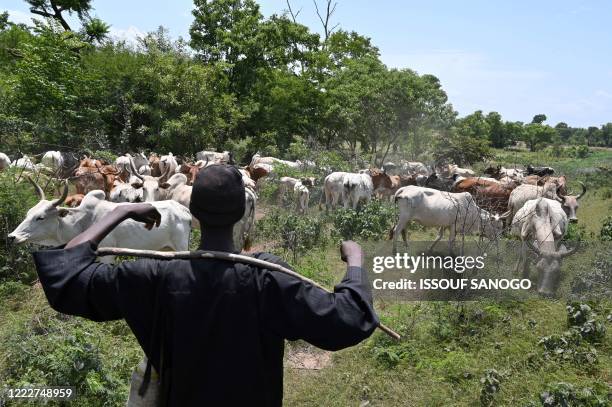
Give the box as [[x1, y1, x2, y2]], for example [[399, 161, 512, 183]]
[[34, 243, 378, 406]]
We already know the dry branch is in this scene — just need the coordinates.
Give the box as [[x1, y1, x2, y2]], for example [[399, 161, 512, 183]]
[[96, 247, 401, 340]]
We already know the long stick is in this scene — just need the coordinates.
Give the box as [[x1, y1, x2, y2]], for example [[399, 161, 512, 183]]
[[96, 247, 401, 340]]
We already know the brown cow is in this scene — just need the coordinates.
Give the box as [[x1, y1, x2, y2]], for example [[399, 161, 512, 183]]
[[149, 153, 161, 177], [177, 162, 206, 185], [246, 164, 271, 183], [452, 177, 518, 215], [73, 165, 119, 198], [64, 194, 85, 207], [79, 157, 104, 169]]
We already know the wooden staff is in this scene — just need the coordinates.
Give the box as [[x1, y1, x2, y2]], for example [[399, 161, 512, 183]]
[[96, 247, 401, 340]]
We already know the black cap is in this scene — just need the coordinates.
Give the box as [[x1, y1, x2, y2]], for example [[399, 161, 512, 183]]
[[189, 164, 246, 227]]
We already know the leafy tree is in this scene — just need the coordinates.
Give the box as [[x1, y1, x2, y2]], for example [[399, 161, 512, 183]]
[[586, 126, 602, 146], [25, 0, 109, 42], [456, 110, 490, 140], [486, 111, 505, 148], [190, 0, 264, 97], [600, 123, 612, 147], [433, 128, 492, 166], [531, 113, 547, 124], [523, 123, 556, 151], [554, 121, 572, 142]]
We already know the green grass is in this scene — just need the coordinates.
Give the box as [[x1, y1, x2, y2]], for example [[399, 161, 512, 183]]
[[0, 148, 611, 406]]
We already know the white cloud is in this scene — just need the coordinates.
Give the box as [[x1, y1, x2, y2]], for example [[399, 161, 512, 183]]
[[108, 25, 146, 45], [382, 50, 548, 119], [7, 9, 35, 26]]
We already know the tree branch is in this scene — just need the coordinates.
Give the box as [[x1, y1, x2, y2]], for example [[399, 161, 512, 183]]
[[313, 0, 338, 41], [285, 0, 301, 23], [49, 0, 72, 31]]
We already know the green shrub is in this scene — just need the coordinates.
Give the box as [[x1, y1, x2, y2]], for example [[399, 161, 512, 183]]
[[563, 223, 586, 242], [331, 199, 397, 241], [480, 369, 503, 407], [91, 150, 118, 164], [257, 211, 328, 262], [599, 216, 612, 241], [574, 145, 590, 158], [539, 382, 609, 407], [0, 169, 40, 284], [566, 302, 607, 343], [1, 310, 141, 406]]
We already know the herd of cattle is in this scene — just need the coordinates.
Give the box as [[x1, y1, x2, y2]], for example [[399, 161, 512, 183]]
[[1, 150, 586, 293]]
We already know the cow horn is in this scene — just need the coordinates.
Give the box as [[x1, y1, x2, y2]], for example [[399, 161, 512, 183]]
[[499, 210, 511, 220], [576, 182, 586, 200], [52, 181, 69, 207], [159, 161, 172, 182], [129, 159, 144, 180], [26, 175, 45, 200]]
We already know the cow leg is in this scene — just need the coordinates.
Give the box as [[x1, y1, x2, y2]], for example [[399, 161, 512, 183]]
[[516, 240, 530, 277], [352, 193, 359, 210], [447, 225, 456, 255], [392, 213, 411, 254], [278, 185, 284, 206], [428, 226, 445, 253]]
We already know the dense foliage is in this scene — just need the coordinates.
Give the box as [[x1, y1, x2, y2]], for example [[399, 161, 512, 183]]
[[2, 2, 609, 166]]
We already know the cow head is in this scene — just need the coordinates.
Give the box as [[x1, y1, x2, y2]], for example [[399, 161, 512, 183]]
[[8, 177, 70, 245], [480, 211, 509, 240], [130, 160, 172, 202], [484, 165, 501, 178], [556, 182, 586, 223], [527, 241, 577, 295], [370, 169, 392, 190], [300, 177, 316, 187]]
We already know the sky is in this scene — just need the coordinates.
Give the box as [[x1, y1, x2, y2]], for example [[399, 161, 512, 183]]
[[5, 0, 612, 128]]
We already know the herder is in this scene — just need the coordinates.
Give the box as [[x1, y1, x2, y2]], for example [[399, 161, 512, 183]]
[[32, 164, 379, 406]]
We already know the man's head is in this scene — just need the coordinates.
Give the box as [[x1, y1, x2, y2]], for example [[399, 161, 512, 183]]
[[189, 164, 246, 228]]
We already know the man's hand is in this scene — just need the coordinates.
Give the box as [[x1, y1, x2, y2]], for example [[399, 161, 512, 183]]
[[121, 203, 162, 230], [340, 241, 363, 267]]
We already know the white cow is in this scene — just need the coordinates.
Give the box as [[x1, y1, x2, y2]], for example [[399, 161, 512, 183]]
[[159, 173, 199, 228], [342, 173, 373, 210], [510, 198, 575, 294], [159, 153, 178, 176], [506, 182, 561, 224], [115, 153, 149, 179], [390, 186, 506, 254], [250, 153, 300, 169], [238, 169, 257, 190], [11, 155, 36, 171], [8, 180, 192, 262], [278, 176, 315, 205], [0, 152, 10, 170], [130, 160, 174, 202], [294, 182, 310, 214], [196, 150, 231, 165], [41, 151, 64, 174], [399, 161, 429, 176], [109, 180, 143, 203], [232, 188, 258, 251], [447, 164, 475, 177], [320, 172, 348, 211], [500, 167, 524, 180]]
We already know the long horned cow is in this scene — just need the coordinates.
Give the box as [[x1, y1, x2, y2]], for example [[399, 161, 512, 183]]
[[8, 177, 192, 262], [129, 159, 173, 202]]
